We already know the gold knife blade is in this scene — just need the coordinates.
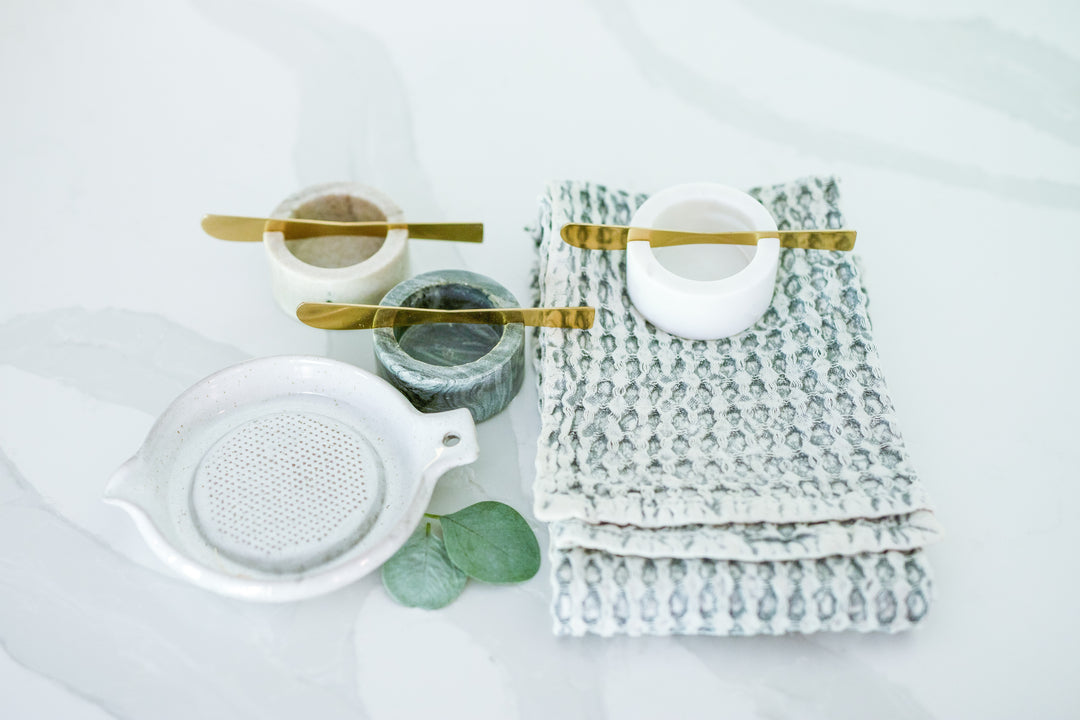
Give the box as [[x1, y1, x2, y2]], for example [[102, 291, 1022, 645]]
[[296, 303, 595, 330], [201, 214, 484, 243], [560, 223, 856, 251]]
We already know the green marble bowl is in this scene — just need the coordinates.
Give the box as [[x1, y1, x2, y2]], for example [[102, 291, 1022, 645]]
[[373, 270, 525, 423]]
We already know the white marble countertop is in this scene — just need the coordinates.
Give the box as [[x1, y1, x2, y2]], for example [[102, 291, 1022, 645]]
[[2, 1, 1078, 717]]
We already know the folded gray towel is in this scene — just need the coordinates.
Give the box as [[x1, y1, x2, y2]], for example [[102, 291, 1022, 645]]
[[532, 177, 940, 636]]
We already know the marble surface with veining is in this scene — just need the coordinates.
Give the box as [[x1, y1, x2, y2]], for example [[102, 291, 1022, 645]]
[[1, 1, 1077, 718]]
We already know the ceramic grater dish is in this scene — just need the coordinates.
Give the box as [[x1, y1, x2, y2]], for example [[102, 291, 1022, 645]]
[[105, 355, 478, 601]]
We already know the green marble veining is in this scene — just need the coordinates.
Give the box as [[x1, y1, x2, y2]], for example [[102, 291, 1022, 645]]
[[397, 323, 502, 367], [373, 269, 525, 423]]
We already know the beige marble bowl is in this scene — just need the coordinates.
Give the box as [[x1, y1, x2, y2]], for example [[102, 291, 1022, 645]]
[[264, 182, 411, 317]]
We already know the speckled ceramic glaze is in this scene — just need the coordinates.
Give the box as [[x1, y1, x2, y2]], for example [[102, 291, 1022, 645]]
[[104, 356, 478, 602], [373, 270, 525, 423], [264, 182, 410, 317]]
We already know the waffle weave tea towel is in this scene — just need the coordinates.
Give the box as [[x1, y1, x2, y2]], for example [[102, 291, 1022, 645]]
[[531, 177, 941, 636]]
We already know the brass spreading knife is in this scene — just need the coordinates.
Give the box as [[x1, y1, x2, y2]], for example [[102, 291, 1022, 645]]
[[560, 223, 855, 251], [296, 303, 595, 330], [202, 214, 484, 243]]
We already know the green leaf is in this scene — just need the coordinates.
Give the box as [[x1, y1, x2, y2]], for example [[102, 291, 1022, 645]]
[[381, 524, 467, 609], [440, 501, 541, 584]]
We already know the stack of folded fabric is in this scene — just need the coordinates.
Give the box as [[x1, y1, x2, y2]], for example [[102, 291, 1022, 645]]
[[531, 177, 942, 637]]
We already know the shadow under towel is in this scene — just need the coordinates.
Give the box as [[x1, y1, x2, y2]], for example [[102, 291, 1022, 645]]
[[531, 177, 941, 636]]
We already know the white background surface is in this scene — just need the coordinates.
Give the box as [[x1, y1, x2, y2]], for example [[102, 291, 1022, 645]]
[[2, 1, 1078, 718]]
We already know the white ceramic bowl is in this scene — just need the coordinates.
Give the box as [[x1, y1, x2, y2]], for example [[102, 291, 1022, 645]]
[[105, 355, 477, 602], [626, 183, 780, 340]]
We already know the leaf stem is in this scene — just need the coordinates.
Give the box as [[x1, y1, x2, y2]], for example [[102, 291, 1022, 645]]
[[423, 512, 442, 520]]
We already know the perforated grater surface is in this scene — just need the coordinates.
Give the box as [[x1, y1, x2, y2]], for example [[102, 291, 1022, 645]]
[[106, 356, 478, 601], [190, 412, 386, 574]]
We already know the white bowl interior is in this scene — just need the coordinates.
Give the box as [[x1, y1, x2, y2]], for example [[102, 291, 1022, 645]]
[[648, 196, 758, 282]]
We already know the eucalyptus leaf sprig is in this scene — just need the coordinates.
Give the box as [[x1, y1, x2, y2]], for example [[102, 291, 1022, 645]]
[[381, 501, 541, 609]]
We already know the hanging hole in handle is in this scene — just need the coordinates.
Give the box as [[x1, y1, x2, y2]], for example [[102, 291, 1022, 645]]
[[442, 432, 461, 447]]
